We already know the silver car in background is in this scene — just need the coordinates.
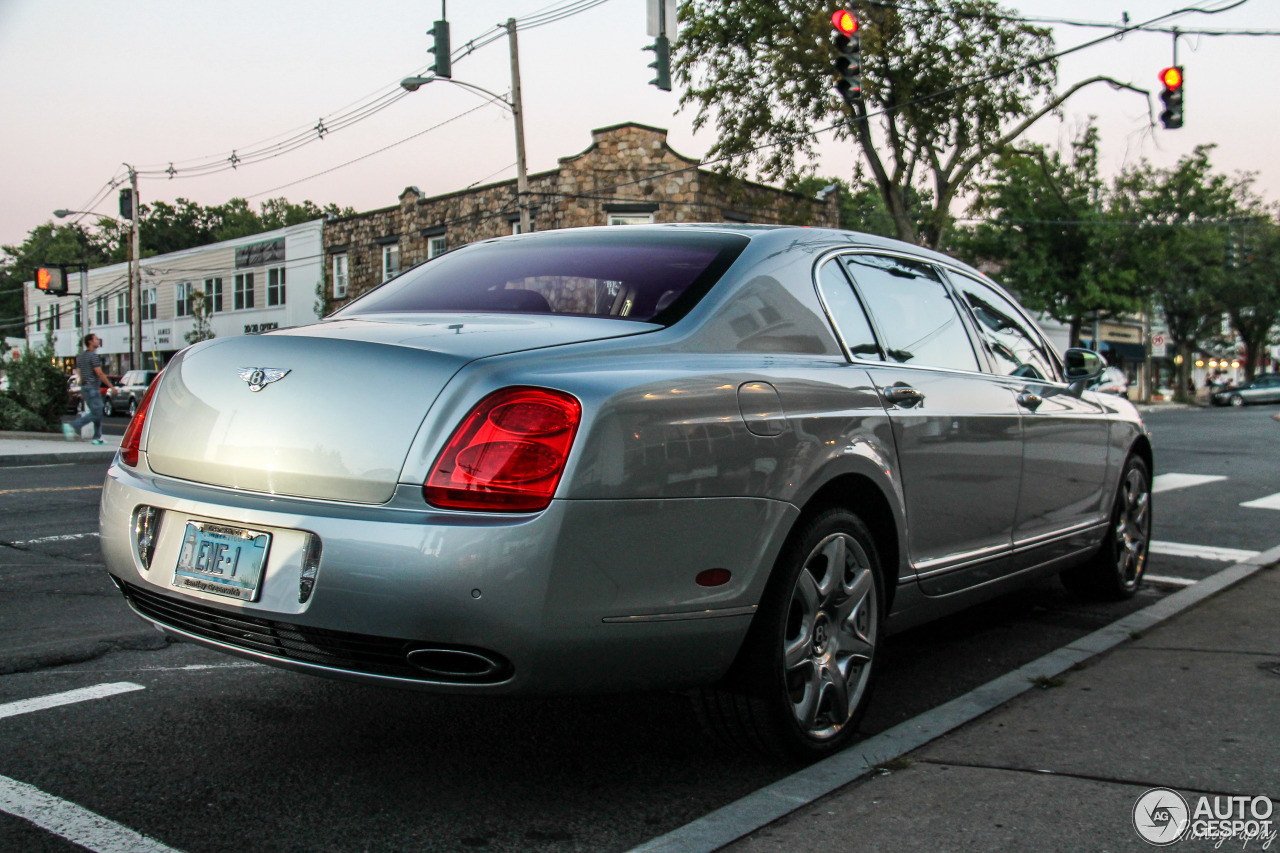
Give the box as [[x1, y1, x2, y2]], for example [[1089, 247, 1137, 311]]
[[100, 225, 1152, 761]]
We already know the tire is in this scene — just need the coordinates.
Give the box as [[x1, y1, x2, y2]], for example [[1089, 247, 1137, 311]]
[[102, 397, 114, 418], [127, 397, 138, 417], [1228, 394, 1244, 407], [1061, 455, 1151, 600], [694, 507, 884, 762]]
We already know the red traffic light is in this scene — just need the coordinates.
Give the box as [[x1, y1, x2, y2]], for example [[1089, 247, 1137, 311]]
[[1159, 66, 1183, 91], [832, 9, 858, 35], [36, 268, 52, 291]]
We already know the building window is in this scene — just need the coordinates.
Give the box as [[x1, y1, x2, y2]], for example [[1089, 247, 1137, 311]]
[[428, 236, 447, 259], [607, 213, 654, 226], [115, 293, 128, 325], [142, 287, 157, 320], [382, 244, 400, 282], [267, 267, 286, 306], [75, 301, 82, 328], [52, 304, 61, 330], [333, 254, 348, 298], [205, 277, 223, 313], [95, 297, 109, 326], [176, 281, 192, 317], [234, 273, 255, 310], [35, 306, 41, 332], [511, 219, 536, 235]]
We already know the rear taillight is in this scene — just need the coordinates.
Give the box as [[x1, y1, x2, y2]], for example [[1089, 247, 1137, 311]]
[[425, 387, 582, 512], [119, 370, 163, 468]]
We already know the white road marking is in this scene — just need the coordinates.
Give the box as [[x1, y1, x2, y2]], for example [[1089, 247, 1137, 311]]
[[1144, 574, 1198, 588], [1152, 473, 1227, 493], [0, 463, 75, 470], [0, 774, 184, 853], [1149, 540, 1260, 563], [0, 682, 144, 721], [9, 532, 100, 547], [1241, 492, 1280, 511]]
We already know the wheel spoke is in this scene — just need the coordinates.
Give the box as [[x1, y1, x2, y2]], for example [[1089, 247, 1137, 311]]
[[784, 571, 820, 671], [818, 661, 850, 726], [837, 568, 873, 624], [814, 535, 847, 599], [792, 666, 821, 729]]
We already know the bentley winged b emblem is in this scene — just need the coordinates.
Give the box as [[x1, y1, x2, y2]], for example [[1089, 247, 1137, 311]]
[[238, 367, 291, 392]]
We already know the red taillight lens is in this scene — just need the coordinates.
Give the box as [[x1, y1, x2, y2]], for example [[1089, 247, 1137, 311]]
[[425, 387, 582, 512], [119, 370, 163, 468]]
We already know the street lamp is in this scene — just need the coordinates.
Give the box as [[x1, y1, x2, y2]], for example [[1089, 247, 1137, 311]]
[[401, 18, 531, 234]]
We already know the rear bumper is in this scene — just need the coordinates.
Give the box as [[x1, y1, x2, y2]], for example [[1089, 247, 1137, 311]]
[[99, 459, 795, 694]]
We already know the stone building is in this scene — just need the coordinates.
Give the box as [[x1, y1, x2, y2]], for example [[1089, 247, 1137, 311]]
[[321, 123, 838, 311]]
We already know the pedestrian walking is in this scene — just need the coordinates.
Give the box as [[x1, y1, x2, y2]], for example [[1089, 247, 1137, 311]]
[[63, 334, 117, 444]]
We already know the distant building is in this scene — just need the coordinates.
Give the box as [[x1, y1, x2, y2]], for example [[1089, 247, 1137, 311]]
[[321, 123, 837, 310], [23, 220, 324, 374]]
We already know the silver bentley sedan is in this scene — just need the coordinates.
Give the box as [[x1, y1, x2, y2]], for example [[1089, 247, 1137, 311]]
[[100, 225, 1152, 761]]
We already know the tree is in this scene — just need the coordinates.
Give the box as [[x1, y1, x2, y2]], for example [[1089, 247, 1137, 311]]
[[0, 223, 113, 338], [183, 289, 216, 346], [1109, 147, 1238, 401], [951, 123, 1140, 345], [788, 174, 929, 239], [1221, 213, 1280, 382], [675, 0, 1143, 248]]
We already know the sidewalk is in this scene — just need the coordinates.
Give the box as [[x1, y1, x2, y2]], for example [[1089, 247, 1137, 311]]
[[637, 551, 1280, 852], [0, 429, 121, 467]]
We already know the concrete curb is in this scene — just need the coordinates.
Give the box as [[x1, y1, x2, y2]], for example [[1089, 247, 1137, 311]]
[[627, 544, 1280, 853], [0, 451, 117, 468]]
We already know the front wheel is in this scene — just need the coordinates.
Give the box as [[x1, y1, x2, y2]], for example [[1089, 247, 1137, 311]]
[[102, 397, 115, 418], [1062, 455, 1151, 600], [127, 396, 138, 417], [694, 508, 884, 762], [1228, 394, 1244, 407]]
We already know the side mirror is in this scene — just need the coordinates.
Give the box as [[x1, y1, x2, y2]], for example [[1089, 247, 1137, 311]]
[[1064, 348, 1105, 397]]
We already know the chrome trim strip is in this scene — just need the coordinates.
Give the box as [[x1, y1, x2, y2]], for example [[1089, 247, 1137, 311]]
[[1013, 520, 1108, 553], [914, 543, 1009, 575], [602, 605, 757, 624]]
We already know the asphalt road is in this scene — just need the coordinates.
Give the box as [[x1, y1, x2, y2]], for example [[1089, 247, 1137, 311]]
[[2, 403, 1277, 853]]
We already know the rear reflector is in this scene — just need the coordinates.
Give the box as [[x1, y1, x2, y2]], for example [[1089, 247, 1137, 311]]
[[425, 387, 582, 512], [119, 370, 163, 467]]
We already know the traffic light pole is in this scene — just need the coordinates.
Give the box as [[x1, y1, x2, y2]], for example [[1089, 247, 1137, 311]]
[[506, 18, 531, 235], [126, 165, 143, 370]]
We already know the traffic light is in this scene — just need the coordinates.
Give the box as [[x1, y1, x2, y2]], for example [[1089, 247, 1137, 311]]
[[1158, 66, 1183, 129], [832, 9, 862, 101], [645, 34, 671, 91], [35, 265, 68, 296], [429, 19, 451, 79], [119, 187, 134, 220]]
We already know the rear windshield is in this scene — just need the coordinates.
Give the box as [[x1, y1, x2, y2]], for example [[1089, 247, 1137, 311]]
[[333, 230, 749, 324]]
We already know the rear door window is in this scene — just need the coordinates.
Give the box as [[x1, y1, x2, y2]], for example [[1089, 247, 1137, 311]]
[[333, 230, 749, 325], [840, 254, 979, 372], [816, 259, 882, 360]]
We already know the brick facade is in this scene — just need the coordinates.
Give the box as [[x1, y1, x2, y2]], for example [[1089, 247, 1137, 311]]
[[321, 123, 838, 311]]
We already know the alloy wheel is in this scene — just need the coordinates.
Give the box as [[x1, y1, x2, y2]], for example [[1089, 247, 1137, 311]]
[[783, 532, 877, 741], [1114, 467, 1151, 589]]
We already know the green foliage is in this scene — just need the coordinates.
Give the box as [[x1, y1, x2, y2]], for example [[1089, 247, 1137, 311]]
[[183, 289, 216, 345], [788, 175, 931, 239], [0, 395, 47, 432], [0, 223, 113, 338], [676, 0, 1058, 247], [1, 338, 68, 429], [951, 122, 1140, 343], [1220, 213, 1280, 381]]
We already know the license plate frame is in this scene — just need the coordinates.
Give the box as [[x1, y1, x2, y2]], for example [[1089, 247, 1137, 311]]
[[173, 520, 272, 602]]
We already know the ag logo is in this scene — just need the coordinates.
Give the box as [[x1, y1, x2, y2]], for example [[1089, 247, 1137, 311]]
[[1133, 788, 1189, 845]]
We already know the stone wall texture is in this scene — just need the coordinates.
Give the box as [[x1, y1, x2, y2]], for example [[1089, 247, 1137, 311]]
[[321, 123, 838, 311]]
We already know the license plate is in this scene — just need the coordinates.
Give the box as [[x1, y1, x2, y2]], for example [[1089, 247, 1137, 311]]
[[173, 521, 271, 601]]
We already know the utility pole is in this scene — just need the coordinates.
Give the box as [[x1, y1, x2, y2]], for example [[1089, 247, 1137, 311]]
[[125, 165, 143, 369], [506, 18, 531, 235]]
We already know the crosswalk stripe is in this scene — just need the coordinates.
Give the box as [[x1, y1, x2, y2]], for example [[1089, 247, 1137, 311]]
[[1240, 492, 1280, 511], [0, 774, 184, 853], [1144, 574, 1198, 588], [1149, 541, 1260, 563], [1152, 473, 1227, 493], [0, 683, 144, 721]]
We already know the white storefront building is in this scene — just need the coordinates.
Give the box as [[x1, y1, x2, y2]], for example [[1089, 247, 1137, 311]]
[[25, 220, 324, 373]]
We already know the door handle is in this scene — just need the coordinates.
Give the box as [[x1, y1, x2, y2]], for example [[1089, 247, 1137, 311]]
[[883, 384, 925, 408], [1017, 391, 1043, 411]]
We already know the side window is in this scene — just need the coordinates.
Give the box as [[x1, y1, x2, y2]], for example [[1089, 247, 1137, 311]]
[[816, 260, 882, 360], [841, 254, 979, 372], [953, 275, 1059, 381]]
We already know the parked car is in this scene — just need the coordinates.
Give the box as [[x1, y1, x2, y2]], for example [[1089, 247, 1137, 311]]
[[1211, 373, 1280, 407], [68, 373, 122, 416], [1091, 366, 1129, 397], [99, 226, 1151, 761], [114, 370, 161, 417]]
